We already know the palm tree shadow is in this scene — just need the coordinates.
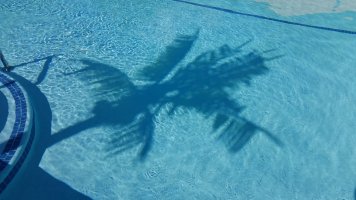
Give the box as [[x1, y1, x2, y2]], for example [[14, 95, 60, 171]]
[[61, 32, 282, 161]]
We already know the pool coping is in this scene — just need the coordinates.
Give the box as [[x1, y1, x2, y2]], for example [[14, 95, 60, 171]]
[[0, 72, 34, 193]]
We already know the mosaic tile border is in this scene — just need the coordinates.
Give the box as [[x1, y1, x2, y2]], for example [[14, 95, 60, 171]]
[[0, 73, 34, 193]]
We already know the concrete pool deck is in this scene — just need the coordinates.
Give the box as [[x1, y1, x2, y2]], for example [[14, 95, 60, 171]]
[[0, 72, 33, 194]]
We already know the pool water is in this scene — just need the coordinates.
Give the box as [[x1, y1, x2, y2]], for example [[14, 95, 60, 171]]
[[1, 0, 356, 199]]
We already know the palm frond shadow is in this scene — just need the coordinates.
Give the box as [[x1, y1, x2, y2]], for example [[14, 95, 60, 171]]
[[62, 32, 282, 160]]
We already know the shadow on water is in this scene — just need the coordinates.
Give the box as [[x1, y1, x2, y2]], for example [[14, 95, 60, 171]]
[[1, 31, 282, 199], [60, 31, 282, 161], [12, 55, 58, 85]]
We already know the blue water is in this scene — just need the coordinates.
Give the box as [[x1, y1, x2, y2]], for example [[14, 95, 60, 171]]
[[1, 0, 356, 199]]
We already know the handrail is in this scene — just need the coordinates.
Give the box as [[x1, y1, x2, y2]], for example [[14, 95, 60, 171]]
[[0, 51, 12, 72]]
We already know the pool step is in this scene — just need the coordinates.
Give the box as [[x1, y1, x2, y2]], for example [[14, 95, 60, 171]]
[[0, 73, 34, 194]]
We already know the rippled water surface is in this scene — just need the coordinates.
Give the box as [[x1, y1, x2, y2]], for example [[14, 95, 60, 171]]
[[1, 0, 356, 199]]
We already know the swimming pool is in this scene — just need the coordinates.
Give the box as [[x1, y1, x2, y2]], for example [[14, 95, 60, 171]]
[[1, 0, 356, 199]]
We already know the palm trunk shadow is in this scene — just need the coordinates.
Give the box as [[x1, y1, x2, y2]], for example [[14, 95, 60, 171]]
[[48, 117, 98, 148]]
